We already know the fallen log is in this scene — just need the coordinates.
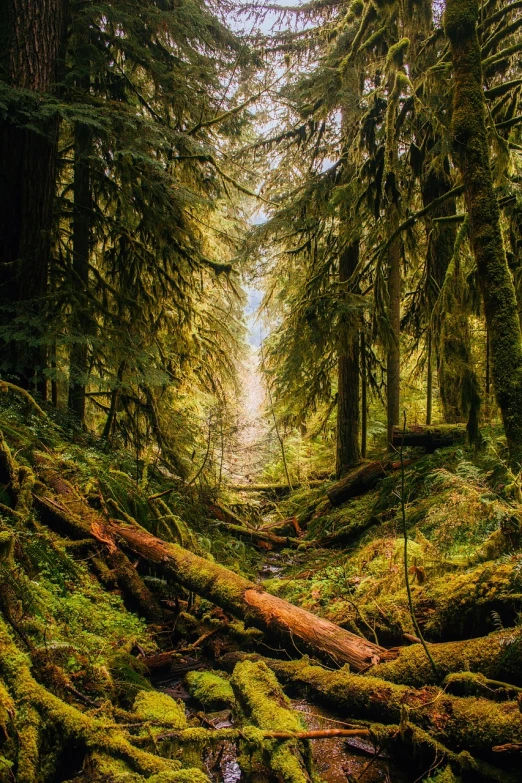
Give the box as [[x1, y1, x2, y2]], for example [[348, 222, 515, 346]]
[[372, 628, 522, 687], [108, 520, 393, 670], [213, 520, 303, 549], [391, 424, 466, 452], [34, 456, 392, 670], [221, 655, 522, 759], [230, 660, 312, 783], [327, 459, 410, 507], [228, 480, 325, 495]]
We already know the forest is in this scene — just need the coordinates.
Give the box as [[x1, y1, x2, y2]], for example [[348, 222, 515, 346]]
[[1, 0, 522, 781]]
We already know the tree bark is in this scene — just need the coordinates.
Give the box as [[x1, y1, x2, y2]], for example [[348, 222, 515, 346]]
[[327, 459, 409, 507], [0, 0, 66, 391], [387, 200, 401, 450], [336, 241, 361, 476], [445, 0, 522, 468], [68, 107, 92, 421]]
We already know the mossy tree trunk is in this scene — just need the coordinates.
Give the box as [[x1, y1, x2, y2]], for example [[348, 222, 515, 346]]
[[336, 240, 362, 476], [420, 152, 478, 424], [445, 0, 522, 468]]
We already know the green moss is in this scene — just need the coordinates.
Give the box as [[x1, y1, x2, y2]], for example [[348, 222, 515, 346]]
[[185, 671, 235, 708], [253, 656, 522, 755], [231, 661, 310, 783], [133, 690, 187, 728]]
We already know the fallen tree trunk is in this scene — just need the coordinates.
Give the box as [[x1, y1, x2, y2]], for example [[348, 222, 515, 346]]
[[391, 424, 466, 452], [221, 655, 522, 759], [213, 520, 303, 549], [231, 660, 312, 783], [228, 480, 325, 494], [372, 628, 522, 688], [34, 457, 392, 670], [109, 520, 393, 670], [327, 460, 409, 507]]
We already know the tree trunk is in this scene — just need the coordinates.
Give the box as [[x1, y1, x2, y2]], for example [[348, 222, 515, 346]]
[[68, 118, 92, 421], [336, 241, 361, 476], [445, 0, 522, 468], [361, 330, 368, 458], [426, 330, 433, 425], [387, 200, 401, 449], [0, 0, 66, 391]]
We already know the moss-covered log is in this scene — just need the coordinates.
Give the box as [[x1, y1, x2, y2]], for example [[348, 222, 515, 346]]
[[391, 424, 466, 452], [229, 656, 522, 759], [0, 617, 204, 782], [327, 459, 408, 507], [33, 458, 162, 622], [108, 519, 393, 670], [231, 660, 312, 783], [446, 0, 522, 468], [372, 628, 522, 687]]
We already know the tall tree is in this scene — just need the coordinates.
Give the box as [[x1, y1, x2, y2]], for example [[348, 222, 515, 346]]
[[0, 0, 67, 391], [445, 0, 522, 467]]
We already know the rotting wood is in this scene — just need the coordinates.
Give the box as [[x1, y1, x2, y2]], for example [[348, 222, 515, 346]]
[[327, 459, 411, 507], [391, 424, 466, 452], [33, 455, 393, 669]]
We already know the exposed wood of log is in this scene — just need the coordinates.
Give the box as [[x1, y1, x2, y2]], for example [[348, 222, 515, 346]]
[[108, 520, 393, 670], [391, 424, 466, 452], [327, 459, 409, 507]]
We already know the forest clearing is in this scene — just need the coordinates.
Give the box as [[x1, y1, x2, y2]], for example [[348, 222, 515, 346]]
[[1, 0, 522, 781]]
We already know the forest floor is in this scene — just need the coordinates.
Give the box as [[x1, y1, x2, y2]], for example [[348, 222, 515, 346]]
[[0, 388, 521, 783]]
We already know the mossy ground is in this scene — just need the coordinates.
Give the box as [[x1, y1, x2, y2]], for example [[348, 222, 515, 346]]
[[0, 393, 521, 782], [263, 437, 522, 644]]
